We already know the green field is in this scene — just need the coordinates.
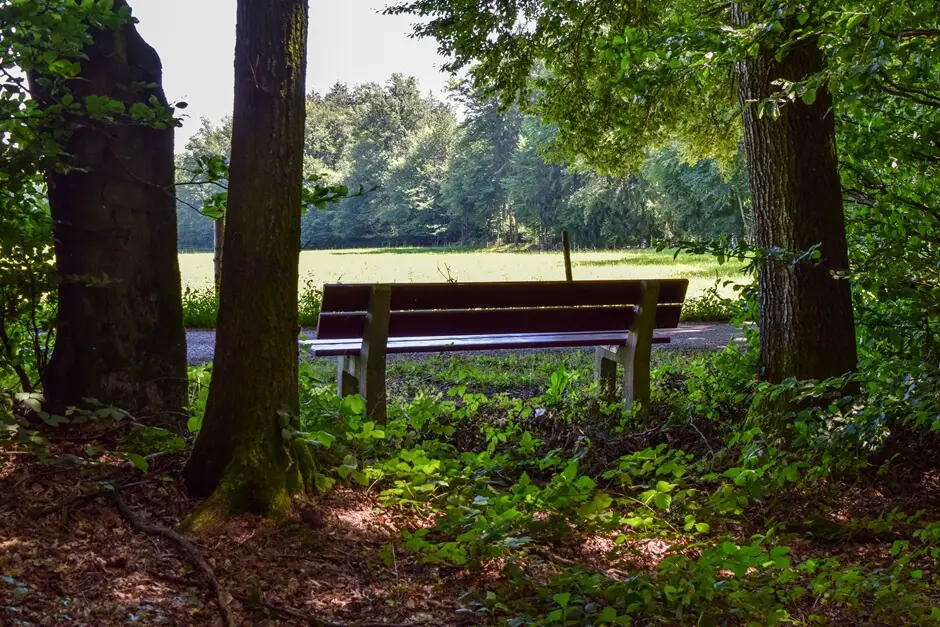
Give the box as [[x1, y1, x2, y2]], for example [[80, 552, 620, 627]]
[[179, 247, 744, 300]]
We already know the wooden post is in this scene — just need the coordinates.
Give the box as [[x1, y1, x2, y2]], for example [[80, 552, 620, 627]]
[[622, 280, 659, 409], [360, 284, 391, 422], [337, 355, 360, 397], [213, 216, 225, 290], [562, 231, 573, 282], [594, 280, 660, 410]]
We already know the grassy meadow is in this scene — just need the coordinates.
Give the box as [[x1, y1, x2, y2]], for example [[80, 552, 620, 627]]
[[179, 247, 745, 300]]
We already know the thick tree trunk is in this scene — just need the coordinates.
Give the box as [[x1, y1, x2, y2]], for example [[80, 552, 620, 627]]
[[182, 0, 313, 524], [733, 11, 857, 382], [39, 1, 187, 431]]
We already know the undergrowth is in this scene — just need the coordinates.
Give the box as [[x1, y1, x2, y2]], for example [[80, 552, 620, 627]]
[[184, 337, 940, 626]]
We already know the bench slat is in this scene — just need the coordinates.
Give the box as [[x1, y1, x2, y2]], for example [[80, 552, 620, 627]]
[[321, 279, 688, 313], [304, 331, 671, 357], [315, 304, 682, 340]]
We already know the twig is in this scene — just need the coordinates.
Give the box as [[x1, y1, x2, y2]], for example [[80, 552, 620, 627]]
[[530, 546, 581, 567], [112, 492, 236, 627], [687, 410, 716, 469]]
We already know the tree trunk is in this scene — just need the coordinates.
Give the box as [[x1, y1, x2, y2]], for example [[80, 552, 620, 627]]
[[733, 10, 857, 382], [38, 1, 187, 431], [212, 216, 225, 290], [182, 0, 313, 524]]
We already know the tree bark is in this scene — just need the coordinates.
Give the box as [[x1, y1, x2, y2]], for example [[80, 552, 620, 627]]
[[39, 1, 187, 430], [212, 216, 224, 290], [182, 0, 313, 523], [733, 10, 858, 382]]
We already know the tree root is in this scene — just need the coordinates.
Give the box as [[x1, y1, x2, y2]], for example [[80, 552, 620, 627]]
[[112, 492, 236, 627], [530, 546, 582, 567]]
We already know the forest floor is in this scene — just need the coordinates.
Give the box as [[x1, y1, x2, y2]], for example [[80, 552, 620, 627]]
[[3, 346, 938, 627], [3, 412, 938, 626]]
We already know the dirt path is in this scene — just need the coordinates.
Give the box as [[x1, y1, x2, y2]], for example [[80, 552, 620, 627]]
[[186, 322, 742, 365]]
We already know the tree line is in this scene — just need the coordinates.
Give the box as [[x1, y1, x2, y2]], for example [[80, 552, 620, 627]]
[[176, 76, 752, 251]]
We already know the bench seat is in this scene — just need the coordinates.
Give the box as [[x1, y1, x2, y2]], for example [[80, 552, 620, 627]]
[[305, 279, 689, 421], [305, 330, 671, 357]]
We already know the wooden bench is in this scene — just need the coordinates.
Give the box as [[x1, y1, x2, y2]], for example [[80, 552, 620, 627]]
[[302, 279, 689, 421]]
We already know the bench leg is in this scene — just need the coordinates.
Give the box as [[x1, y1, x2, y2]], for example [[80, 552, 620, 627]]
[[594, 280, 660, 411], [361, 285, 391, 423], [595, 340, 652, 411], [595, 346, 618, 402], [337, 356, 360, 397], [623, 280, 659, 411], [621, 336, 650, 410], [336, 353, 387, 422], [359, 349, 387, 423]]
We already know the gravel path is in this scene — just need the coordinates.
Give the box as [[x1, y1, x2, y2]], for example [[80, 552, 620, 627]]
[[186, 322, 742, 365]]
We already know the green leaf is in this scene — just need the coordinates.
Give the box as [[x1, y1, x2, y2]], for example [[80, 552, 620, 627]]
[[797, 11, 809, 25], [124, 453, 149, 473], [846, 13, 866, 30], [598, 606, 618, 623], [695, 522, 711, 533], [802, 88, 817, 105], [187, 414, 203, 433], [129, 102, 155, 122], [653, 492, 672, 510], [342, 395, 365, 416], [48, 58, 78, 77], [553, 592, 571, 608], [770, 546, 791, 558]]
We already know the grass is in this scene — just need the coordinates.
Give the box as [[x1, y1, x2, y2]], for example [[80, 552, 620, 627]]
[[299, 347, 709, 404], [179, 247, 745, 301]]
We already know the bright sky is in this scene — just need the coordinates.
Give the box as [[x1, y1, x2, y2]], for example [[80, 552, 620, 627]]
[[133, 0, 450, 147]]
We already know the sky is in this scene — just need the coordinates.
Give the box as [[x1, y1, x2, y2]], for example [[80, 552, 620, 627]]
[[133, 0, 451, 147]]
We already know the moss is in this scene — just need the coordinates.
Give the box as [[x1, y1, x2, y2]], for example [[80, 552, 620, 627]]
[[281, 3, 307, 97], [181, 429, 317, 530]]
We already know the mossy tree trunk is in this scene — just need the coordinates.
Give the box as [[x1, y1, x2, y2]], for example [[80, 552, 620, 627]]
[[181, 0, 313, 523], [38, 0, 187, 431], [733, 7, 858, 383]]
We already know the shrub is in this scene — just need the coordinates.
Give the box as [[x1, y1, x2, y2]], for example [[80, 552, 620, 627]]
[[0, 196, 57, 391], [298, 277, 322, 327], [181, 277, 323, 329], [680, 289, 737, 322], [181, 286, 219, 328]]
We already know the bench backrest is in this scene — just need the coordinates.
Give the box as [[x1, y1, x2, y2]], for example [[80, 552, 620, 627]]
[[316, 279, 688, 341]]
